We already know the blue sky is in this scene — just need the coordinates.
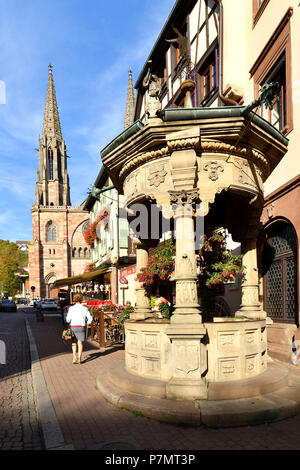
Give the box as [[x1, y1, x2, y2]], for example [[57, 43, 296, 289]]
[[0, 0, 175, 242]]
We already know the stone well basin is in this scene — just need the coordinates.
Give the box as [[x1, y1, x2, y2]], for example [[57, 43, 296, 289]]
[[124, 317, 269, 394]]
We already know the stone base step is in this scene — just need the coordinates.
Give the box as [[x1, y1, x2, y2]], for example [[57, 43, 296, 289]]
[[96, 360, 300, 428], [207, 363, 288, 400]]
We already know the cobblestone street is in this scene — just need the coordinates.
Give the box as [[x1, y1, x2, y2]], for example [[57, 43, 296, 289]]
[[1, 309, 300, 451], [27, 314, 300, 451], [0, 310, 43, 450]]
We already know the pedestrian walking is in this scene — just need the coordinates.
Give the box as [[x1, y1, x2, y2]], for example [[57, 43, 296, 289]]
[[66, 294, 93, 364]]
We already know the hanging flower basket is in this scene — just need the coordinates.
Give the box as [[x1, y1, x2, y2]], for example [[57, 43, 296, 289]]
[[198, 234, 245, 288], [83, 262, 97, 274], [136, 239, 176, 291]]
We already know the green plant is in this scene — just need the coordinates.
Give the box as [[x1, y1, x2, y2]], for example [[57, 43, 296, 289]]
[[118, 306, 134, 323], [198, 234, 245, 288], [158, 301, 171, 319]]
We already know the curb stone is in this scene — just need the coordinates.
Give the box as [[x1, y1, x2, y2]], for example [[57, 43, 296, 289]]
[[25, 319, 75, 450]]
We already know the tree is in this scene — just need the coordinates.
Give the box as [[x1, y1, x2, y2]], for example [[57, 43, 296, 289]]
[[0, 240, 28, 296]]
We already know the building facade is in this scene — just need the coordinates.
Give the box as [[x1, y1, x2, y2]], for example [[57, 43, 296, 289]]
[[131, 0, 300, 361], [28, 65, 89, 298], [83, 167, 136, 305]]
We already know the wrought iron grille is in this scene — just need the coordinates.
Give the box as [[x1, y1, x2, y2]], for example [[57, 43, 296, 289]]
[[266, 261, 283, 318], [264, 223, 297, 322]]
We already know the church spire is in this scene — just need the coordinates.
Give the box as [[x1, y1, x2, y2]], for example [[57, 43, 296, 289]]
[[124, 69, 135, 129], [42, 64, 62, 140], [35, 64, 70, 207]]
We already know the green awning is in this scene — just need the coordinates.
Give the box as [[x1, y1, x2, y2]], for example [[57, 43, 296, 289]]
[[52, 266, 110, 288]]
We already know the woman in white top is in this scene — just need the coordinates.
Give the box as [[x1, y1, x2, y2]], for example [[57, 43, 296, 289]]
[[66, 293, 93, 364]]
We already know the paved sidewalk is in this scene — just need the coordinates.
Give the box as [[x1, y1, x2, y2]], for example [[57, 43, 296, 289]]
[[0, 313, 44, 450], [28, 315, 300, 450]]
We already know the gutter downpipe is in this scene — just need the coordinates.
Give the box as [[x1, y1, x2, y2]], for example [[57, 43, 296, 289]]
[[215, 0, 240, 106]]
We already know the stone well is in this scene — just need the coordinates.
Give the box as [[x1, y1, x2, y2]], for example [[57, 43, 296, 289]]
[[99, 104, 291, 423], [123, 317, 277, 402]]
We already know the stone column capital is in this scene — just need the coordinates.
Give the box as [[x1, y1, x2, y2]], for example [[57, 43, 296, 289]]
[[169, 189, 200, 206]]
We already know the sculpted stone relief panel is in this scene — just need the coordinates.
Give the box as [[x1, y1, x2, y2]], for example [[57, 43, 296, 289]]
[[126, 353, 138, 372], [173, 340, 200, 378], [218, 357, 240, 380], [175, 280, 198, 305], [123, 158, 173, 204], [142, 357, 160, 376], [143, 333, 160, 350], [196, 154, 264, 215], [245, 354, 258, 376], [217, 330, 240, 350]]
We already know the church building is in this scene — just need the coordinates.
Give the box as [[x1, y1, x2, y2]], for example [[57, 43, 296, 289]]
[[28, 65, 89, 298]]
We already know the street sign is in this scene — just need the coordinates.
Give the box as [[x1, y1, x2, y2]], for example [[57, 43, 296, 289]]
[[119, 277, 127, 285]]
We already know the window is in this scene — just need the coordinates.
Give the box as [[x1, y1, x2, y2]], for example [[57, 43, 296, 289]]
[[198, 51, 217, 105], [262, 222, 298, 323], [48, 147, 54, 180], [250, 9, 293, 135], [259, 54, 286, 131], [46, 222, 56, 242], [252, 0, 271, 28]]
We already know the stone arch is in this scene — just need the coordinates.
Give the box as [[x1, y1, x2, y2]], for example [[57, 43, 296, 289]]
[[71, 219, 90, 245], [44, 272, 57, 298], [71, 219, 89, 261]]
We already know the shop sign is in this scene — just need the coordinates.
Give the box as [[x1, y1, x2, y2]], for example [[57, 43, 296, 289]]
[[119, 265, 136, 279]]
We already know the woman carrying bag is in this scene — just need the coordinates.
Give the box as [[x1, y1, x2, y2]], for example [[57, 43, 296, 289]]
[[66, 293, 93, 364]]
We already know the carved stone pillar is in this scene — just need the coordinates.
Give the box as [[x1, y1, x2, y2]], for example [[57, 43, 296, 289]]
[[169, 189, 202, 324], [165, 189, 207, 400], [131, 239, 153, 320], [166, 325, 207, 400], [235, 238, 266, 320]]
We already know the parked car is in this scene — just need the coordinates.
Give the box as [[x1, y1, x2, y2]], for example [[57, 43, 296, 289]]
[[39, 298, 58, 310], [0, 299, 17, 312]]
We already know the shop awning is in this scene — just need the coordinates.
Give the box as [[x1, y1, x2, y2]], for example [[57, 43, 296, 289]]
[[52, 265, 110, 288]]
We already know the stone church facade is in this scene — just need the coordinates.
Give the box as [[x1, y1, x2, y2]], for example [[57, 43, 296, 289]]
[[28, 65, 89, 298]]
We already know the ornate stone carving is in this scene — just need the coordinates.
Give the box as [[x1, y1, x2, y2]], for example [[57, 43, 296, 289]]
[[241, 285, 259, 307], [144, 334, 159, 349], [176, 281, 198, 305], [143, 67, 162, 119], [124, 173, 137, 196], [176, 254, 197, 277], [119, 147, 169, 180], [219, 359, 236, 377], [220, 335, 234, 346], [201, 140, 270, 178], [266, 203, 275, 219], [204, 161, 224, 181], [173, 341, 199, 376], [169, 189, 199, 205], [147, 164, 167, 187], [246, 355, 257, 373], [167, 137, 200, 152]]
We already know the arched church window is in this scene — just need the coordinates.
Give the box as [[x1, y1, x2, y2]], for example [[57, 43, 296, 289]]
[[46, 221, 57, 242], [48, 147, 54, 180], [78, 247, 82, 258], [84, 247, 88, 258]]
